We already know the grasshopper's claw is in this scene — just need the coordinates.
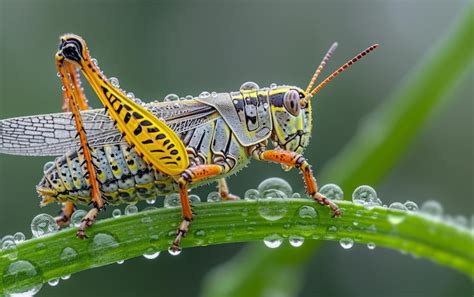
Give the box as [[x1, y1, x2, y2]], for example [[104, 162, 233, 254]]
[[314, 192, 342, 218]]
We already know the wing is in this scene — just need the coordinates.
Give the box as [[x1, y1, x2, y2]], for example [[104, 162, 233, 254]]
[[0, 100, 217, 156]]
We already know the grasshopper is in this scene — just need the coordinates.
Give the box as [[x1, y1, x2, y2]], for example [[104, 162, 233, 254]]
[[0, 34, 377, 251]]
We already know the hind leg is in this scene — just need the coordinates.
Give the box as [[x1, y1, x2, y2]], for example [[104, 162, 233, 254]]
[[55, 202, 76, 226]]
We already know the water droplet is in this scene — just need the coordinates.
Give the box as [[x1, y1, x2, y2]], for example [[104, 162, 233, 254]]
[[258, 177, 293, 198], [1, 236, 18, 260], [211, 91, 217, 97], [116, 260, 125, 265], [164, 193, 180, 208], [164, 93, 179, 102], [298, 205, 317, 219], [339, 237, 354, 249], [146, 198, 156, 205], [421, 200, 443, 219], [88, 233, 120, 265], [263, 234, 283, 248], [2, 260, 43, 296], [143, 248, 160, 259], [352, 185, 380, 208], [31, 214, 58, 238], [48, 278, 60, 286], [126, 92, 135, 99], [257, 190, 288, 221], [112, 209, 121, 218], [70, 209, 86, 227], [43, 161, 55, 173], [124, 204, 138, 215], [454, 215, 468, 228], [289, 236, 304, 247], [91, 58, 98, 66], [404, 200, 419, 212], [270, 83, 277, 89], [291, 192, 301, 199], [61, 275, 71, 280], [13, 232, 25, 244], [240, 81, 260, 92], [199, 91, 210, 98], [353, 220, 359, 226], [244, 189, 259, 201], [189, 194, 201, 205], [185, 95, 193, 100], [320, 184, 344, 201], [367, 242, 376, 250], [60, 247, 78, 263], [388, 202, 408, 224], [207, 191, 221, 203], [109, 77, 120, 88], [168, 248, 182, 256]]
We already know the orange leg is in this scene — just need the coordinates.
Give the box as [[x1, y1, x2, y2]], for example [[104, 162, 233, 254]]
[[171, 165, 225, 251], [217, 178, 240, 201], [55, 202, 76, 226], [56, 55, 105, 239], [257, 149, 341, 217]]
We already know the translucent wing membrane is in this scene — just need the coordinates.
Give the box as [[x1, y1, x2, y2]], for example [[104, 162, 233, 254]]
[[0, 100, 217, 156]]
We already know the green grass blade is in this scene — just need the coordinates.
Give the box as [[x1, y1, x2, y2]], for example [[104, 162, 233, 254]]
[[1, 200, 472, 295], [201, 5, 474, 297]]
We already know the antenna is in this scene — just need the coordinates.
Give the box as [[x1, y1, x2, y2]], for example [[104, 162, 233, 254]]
[[305, 42, 338, 93]]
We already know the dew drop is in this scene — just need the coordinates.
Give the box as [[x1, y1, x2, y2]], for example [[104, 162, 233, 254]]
[[112, 209, 121, 218], [352, 185, 380, 208], [420, 200, 443, 219], [257, 190, 288, 221], [211, 91, 217, 97], [31, 214, 58, 238], [126, 92, 135, 99], [289, 236, 304, 247], [240, 81, 260, 92], [143, 248, 160, 259], [70, 209, 87, 227], [270, 83, 277, 89], [43, 161, 55, 174], [48, 278, 60, 287], [116, 260, 125, 265], [164, 193, 181, 208], [11, 233, 24, 245], [263, 234, 283, 248], [164, 93, 179, 102], [91, 58, 98, 66], [1, 236, 18, 260], [88, 233, 120, 265], [109, 77, 120, 88], [60, 247, 78, 263], [2, 260, 43, 296], [367, 242, 376, 250], [124, 204, 138, 215], [199, 91, 210, 98], [61, 275, 71, 280], [207, 191, 221, 203], [404, 200, 419, 212], [339, 237, 354, 249], [189, 194, 201, 205], [388, 202, 408, 225], [168, 247, 182, 256], [320, 184, 344, 201], [291, 192, 301, 199], [244, 189, 260, 201], [258, 177, 293, 198], [298, 205, 317, 219], [146, 198, 156, 205]]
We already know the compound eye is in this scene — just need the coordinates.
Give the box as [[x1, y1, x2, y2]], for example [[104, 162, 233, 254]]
[[283, 90, 301, 116]]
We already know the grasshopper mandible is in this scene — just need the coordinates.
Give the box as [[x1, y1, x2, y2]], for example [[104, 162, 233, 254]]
[[0, 34, 378, 251]]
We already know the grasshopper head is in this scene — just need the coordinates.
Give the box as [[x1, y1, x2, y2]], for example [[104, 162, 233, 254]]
[[269, 86, 312, 155]]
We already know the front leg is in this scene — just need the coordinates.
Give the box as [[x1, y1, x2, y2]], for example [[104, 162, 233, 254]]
[[254, 149, 341, 217]]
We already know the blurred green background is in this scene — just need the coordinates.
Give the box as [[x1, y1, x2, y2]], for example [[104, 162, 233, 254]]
[[0, 0, 472, 296]]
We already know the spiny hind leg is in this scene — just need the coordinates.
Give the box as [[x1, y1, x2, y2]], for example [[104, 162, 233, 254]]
[[55, 202, 76, 226], [253, 148, 341, 217], [217, 178, 239, 201], [172, 164, 227, 252], [56, 49, 105, 238]]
